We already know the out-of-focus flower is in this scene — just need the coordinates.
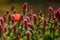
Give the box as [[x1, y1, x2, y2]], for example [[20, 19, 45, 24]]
[[2, 14, 6, 22], [27, 22, 34, 30], [54, 18, 58, 25], [29, 10, 33, 16], [4, 27, 8, 32], [26, 31, 30, 40], [23, 2, 28, 10], [48, 7, 54, 13], [56, 9, 60, 17], [0, 17, 4, 26], [3, 37, 6, 40], [44, 17, 48, 25], [16, 32, 21, 40], [0, 25, 3, 37], [32, 13, 38, 21], [23, 19, 28, 25], [12, 25, 16, 34], [11, 13, 21, 22], [26, 16, 30, 22], [39, 10, 43, 17]]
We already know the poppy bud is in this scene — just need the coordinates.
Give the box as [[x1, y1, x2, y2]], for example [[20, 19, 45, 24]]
[[26, 31, 30, 40], [27, 22, 34, 30], [32, 13, 38, 21], [48, 7, 54, 13], [23, 2, 28, 10], [12, 25, 16, 34]]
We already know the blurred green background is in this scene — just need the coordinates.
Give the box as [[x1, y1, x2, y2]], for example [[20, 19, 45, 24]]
[[0, 0, 60, 16]]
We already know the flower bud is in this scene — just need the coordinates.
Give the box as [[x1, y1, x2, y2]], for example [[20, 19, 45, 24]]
[[2, 14, 6, 22], [27, 22, 34, 30], [26, 31, 30, 40], [23, 19, 28, 25], [44, 17, 48, 25], [48, 7, 54, 13], [13, 10, 16, 14], [56, 9, 60, 17], [32, 13, 38, 21], [26, 16, 30, 22], [54, 18, 58, 25], [0, 17, 4, 25], [12, 25, 16, 34], [23, 2, 28, 10]]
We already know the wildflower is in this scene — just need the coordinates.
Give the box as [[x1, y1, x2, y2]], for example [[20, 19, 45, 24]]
[[23, 19, 28, 25], [23, 2, 28, 10], [32, 13, 38, 21], [12, 25, 16, 34], [26, 31, 30, 40], [26, 16, 30, 22], [27, 22, 34, 30], [11, 13, 21, 22], [48, 7, 54, 13]]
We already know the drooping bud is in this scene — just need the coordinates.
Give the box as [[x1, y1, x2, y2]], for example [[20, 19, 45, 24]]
[[26, 31, 30, 40], [48, 7, 54, 13]]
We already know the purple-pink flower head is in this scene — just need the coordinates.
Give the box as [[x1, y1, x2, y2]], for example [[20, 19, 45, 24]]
[[26, 31, 30, 39], [29, 10, 33, 16], [2, 14, 6, 22], [32, 13, 38, 21], [26, 16, 30, 22], [44, 16, 48, 25], [27, 22, 34, 30], [12, 25, 16, 33], [23, 19, 28, 25], [56, 8, 60, 16], [54, 18, 58, 24], [23, 2, 28, 10], [0, 17, 4, 25], [48, 7, 54, 13]]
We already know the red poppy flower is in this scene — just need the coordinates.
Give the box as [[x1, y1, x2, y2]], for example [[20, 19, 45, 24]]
[[11, 13, 21, 22]]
